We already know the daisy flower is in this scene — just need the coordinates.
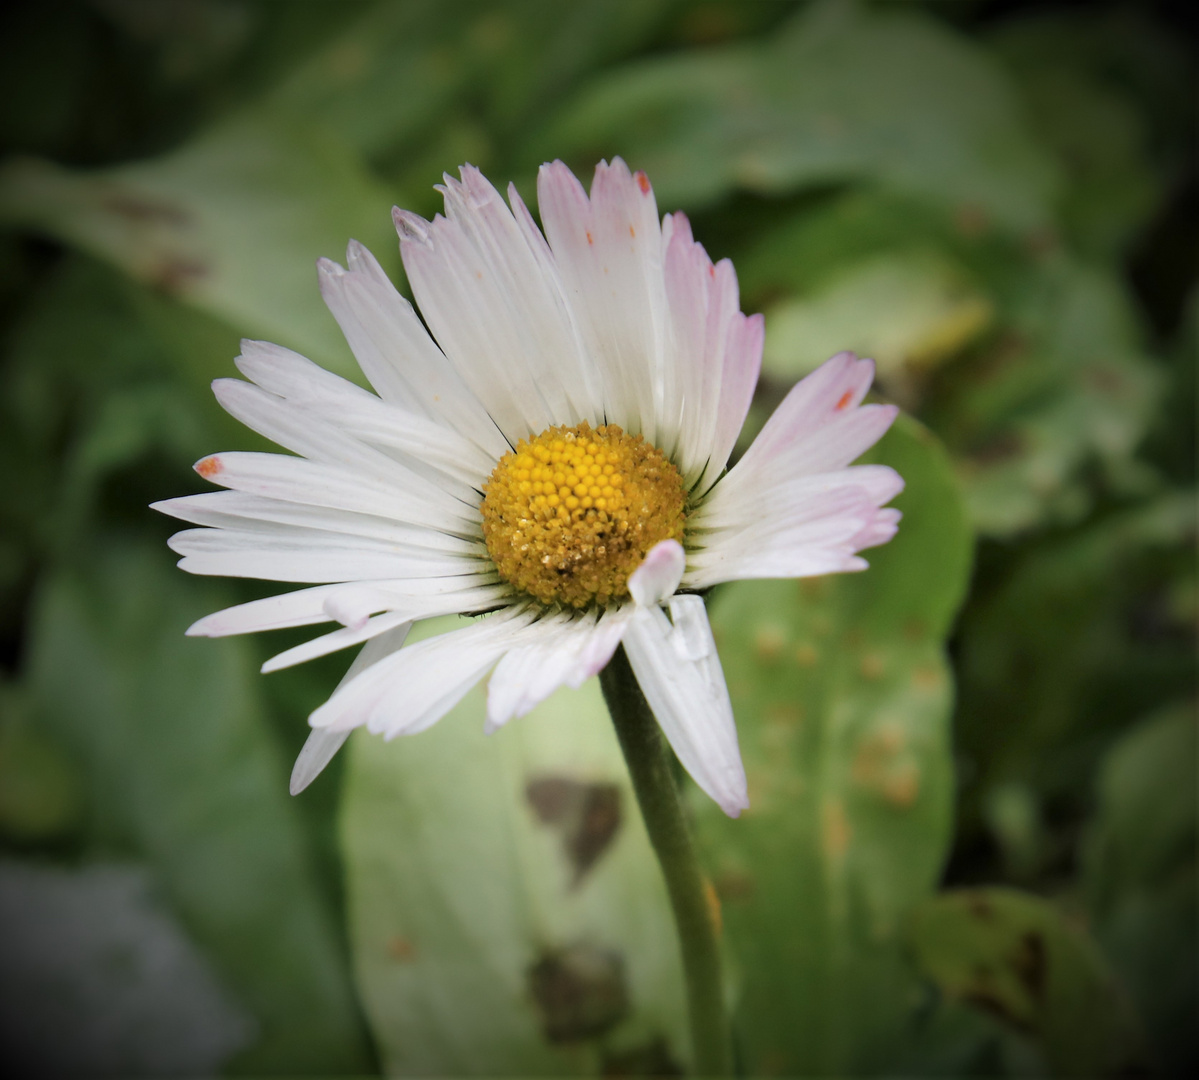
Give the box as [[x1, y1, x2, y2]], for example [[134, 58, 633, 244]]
[[153, 159, 902, 819]]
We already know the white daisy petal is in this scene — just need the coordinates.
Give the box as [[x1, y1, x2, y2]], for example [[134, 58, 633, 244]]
[[290, 623, 412, 795], [234, 339, 494, 490], [485, 607, 631, 733], [162, 160, 904, 821], [628, 539, 686, 606], [183, 576, 506, 638], [537, 159, 664, 440], [623, 595, 748, 818], [190, 452, 479, 534], [659, 212, 763, 490], [397, 181, 562, 441], [317, 243, 509, 461], [153, 490, 484, 551], [310, 607, 539, 737], [170, 527, 485, 583]]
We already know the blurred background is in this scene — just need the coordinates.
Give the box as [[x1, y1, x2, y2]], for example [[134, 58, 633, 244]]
[[0, 0, 1193, 1075]]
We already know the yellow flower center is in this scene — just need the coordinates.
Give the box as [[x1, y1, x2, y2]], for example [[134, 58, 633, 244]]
[[481, 422, 686, 608]]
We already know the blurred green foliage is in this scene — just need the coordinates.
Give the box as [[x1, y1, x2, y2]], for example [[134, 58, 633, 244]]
[[0, 0, 1193, 1075]]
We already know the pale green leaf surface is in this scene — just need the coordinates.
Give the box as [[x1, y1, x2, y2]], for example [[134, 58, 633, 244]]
[[762, 252, 994, 383], [694, 416, 973, 1074], [341, 652, 688, 1076], [25, 544, 373, 1074]]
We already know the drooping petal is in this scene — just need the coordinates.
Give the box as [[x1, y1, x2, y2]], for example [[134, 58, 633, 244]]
[[260, 578, 513, 672], [289, 623, 412, 795], [622, 595, 748, 818], [181, 576, 506, 638], [485, 607, 631, 733], [309, 606, 539, 737], [168, 526, 486, 583], [627, 539, 686, 606]]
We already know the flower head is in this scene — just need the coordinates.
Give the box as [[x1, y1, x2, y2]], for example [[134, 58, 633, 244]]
[[154, 159, 902, 818]]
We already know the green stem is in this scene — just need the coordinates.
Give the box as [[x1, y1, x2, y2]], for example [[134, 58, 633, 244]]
[[599, 645, 732, 1078]]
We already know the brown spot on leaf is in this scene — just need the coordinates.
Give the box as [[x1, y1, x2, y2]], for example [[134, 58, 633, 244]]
[[528, 944, 628, 1043], [713, 868, 755, 903], [103, 192, 192, 226], [798, 577, 827, 601], [859, 652, 885, 680], [526, 776, 621, 885], [954, 203, 989, 238], [385, 936, 416, 962], [602, 1035, 683, 1076], [753, 625, 785, 662], [149, 256, 209, 294], [903, 618, 927, 642], [821, 797, 851, 862], [965, 891, 994, 920], [912, 664, 942, 690], [794, 642, 819, 667], [703, 878, 723, 937], [1011, 931, 1047, 1000]]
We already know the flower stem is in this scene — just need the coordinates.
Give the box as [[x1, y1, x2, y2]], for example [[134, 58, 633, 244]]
[[599, 645, 732, 1078]]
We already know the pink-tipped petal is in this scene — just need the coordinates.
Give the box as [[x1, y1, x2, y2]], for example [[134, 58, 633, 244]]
[[628, 539, 686, 606]]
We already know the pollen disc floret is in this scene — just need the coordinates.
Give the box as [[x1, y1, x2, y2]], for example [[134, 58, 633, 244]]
[[482, 422, 686, 608]]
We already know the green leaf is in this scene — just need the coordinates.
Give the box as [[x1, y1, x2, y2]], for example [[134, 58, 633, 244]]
[[24, 542, 373, 1074], [990, 11, 1167, 260], [0, 112, 395, 378], [0, 684, 84, 843], [693, 416, 973, 1075], [529, 0, 1058, 231], [907, 888, 1145, 1077], [762, 251, 994, 383], [932, 260, 1164, 537], [1083, 702, 1197, 1073], [340, 645, 688, 1076]]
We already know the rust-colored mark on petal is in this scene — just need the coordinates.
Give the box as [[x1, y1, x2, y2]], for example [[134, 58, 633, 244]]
[[195, 456, 222, 479], [636, 171, 650, 194], [586, 230, 594, 245], [836, 390, 854, 411], [628, 224, 636, 238], [708, 264, 716, 278]]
